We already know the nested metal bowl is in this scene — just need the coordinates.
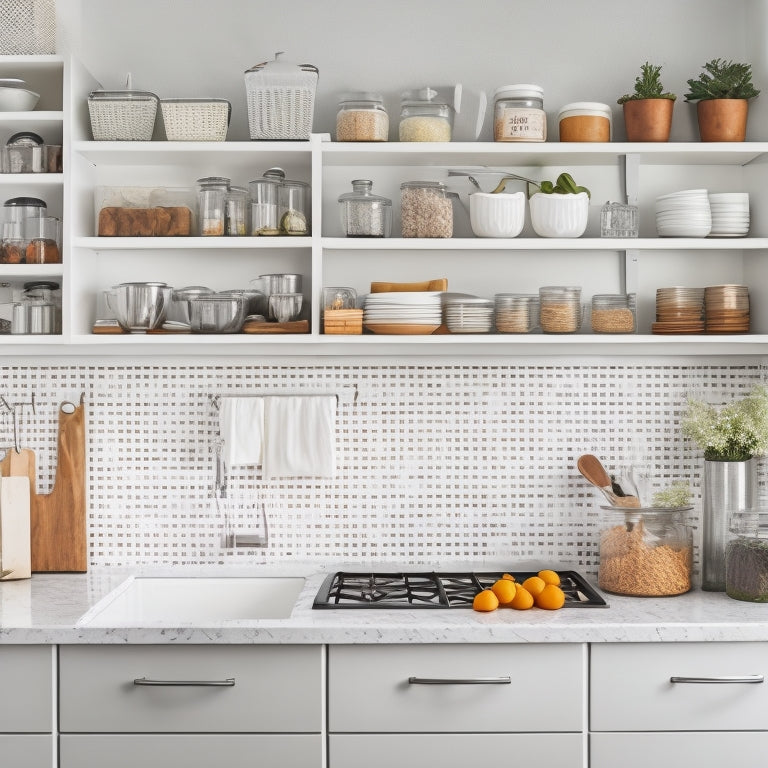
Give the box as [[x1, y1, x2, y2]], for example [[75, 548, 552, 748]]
[[187, 292, 248, 333]]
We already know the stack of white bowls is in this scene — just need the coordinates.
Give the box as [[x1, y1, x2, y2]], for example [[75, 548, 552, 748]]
[[708, 192, 750, 237], [655, 189, 711, 237]]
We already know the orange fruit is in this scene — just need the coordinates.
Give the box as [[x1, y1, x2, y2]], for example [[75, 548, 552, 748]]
[[473, 588, 499, 612], [491, 578, 516, 605], [509, 585, 534, 610], [537, 569, 561, 586], [521, 576, 546, 597], [501, 573, 515, 581], [535, 584, 566, 610]]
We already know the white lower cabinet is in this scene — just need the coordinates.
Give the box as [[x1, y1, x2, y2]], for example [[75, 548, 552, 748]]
[[328, 643, 586, 768], [0, 735, 54, 768]]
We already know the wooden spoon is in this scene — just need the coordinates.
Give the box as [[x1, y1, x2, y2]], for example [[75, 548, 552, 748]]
[[577, 454, 641, 508]]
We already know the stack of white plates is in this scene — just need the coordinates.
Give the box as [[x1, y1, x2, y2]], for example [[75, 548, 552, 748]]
[[444, 296, 494, 333], [708, 192, 750, 237], [363, 291, 443, 335], [655, 189, 711, 237]]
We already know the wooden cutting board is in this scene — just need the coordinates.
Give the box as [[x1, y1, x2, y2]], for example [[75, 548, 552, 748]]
[[0, 397, 86, 572]]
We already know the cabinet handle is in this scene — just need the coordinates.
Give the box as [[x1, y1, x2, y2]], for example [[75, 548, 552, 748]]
[[133, 677, 236, 687], [670, 675, 764, 684], [408, 676, 511, 685]]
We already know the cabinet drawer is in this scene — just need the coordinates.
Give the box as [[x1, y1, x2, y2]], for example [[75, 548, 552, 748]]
[[0, 735, 53, 768], [329, 643, 585, 732], [591, 642, 768, 731], [59, 645, 322, 733], [591, 732, 768, 768], [60, 734, 322, 768], [0, 645, 52, 732], [330, 734, 584, 768]]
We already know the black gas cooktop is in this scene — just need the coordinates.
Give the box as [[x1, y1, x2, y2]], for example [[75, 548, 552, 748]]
[[312, 570, 607, 609]]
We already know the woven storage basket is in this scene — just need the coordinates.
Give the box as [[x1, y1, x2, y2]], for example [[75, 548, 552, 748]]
[[160, 99, 231, 141], [88, 90, 159, 141], [244, 53, 318, 140], [0, 0, 56, 54]]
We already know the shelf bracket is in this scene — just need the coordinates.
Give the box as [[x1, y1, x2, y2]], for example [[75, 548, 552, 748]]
[[623, 248, 640, 296], [623, 153, 640, 206]]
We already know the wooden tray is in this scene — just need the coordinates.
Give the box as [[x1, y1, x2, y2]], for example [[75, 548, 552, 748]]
[[242, 319, 309, 334]]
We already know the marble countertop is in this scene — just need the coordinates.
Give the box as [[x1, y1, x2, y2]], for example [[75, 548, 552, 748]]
[[1, 561, 768, 645]]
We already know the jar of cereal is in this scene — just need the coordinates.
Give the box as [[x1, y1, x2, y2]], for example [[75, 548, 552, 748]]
[[400, 181, 452, 238], [399, 87, 452, 142], [336, 92, 389, 142]]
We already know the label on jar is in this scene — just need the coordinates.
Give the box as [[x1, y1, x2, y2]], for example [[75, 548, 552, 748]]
[[494, 107, 546, 141]]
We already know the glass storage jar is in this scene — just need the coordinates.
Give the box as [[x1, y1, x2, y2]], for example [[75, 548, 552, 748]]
[[494, 293, 540, 333], [399, 87, 452, 142], [196, 176, 230, 236], [248, 167, 283, 236], [539, 285, 582, 333], [1, 196, 47, 263], [336, 92, 389, 142], [493, 84, 546, 142], [591, 293, 636, 333], [23, 215, 61, 264], [338, 179, 392, 237], [601, 201, 639, 238], [400, 181, 453, 238], [726, 509, 768, 602], [5, 132, 45, 173], [598, 506, 693, 596], [225, 185, 248, 236], [278, 178, 311, 235]]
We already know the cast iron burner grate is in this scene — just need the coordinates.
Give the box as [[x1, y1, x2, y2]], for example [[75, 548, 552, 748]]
[[312, 570, 607, 608]]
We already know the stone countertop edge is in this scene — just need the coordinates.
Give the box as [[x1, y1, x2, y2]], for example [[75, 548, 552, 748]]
[[0, 562, 767, 645]]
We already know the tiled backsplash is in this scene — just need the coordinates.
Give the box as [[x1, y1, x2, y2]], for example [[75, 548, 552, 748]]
[[1, 361, 765, 575]]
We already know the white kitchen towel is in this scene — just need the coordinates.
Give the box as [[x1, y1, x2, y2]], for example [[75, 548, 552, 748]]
[[218, 397, 265, 466], [262, 395, 336, 479]]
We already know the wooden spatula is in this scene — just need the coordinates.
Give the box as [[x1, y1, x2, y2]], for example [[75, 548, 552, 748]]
[[577, 454, 641, 508]]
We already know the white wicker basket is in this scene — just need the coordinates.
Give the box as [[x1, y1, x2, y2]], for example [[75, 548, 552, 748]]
[[160, 99, 231, 141], [0, 0, 56, 54], [88, 90, 158, 141], [244, 53, 318, 140]]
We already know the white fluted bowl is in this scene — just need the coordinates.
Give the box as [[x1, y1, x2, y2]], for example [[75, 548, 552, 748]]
[[469, 191, 525, 238], [529, 191, 589, 238]]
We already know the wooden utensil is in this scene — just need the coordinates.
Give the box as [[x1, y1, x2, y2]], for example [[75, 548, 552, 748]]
[[370, 278, 448, 293], [577, 454, 641, 508]]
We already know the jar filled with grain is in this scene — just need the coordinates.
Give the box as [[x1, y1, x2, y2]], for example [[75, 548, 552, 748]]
[[591, 293, 636, 333], [493, 84, 546, 142], [197, 176, 230, 236], [224, 185, 248, 236], [494, 293, 540, 333], [538, 285, 582, 333], [338, 179, 392, 237], [248, 168, 283, 236], [400, 181, 453, 238], [336, 92, 389, 142], [399, 87, 452, 142], [598, 506, 693, 596]]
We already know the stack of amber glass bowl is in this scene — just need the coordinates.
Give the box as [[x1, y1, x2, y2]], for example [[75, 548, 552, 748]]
[[652, 287, 705, 334], [704, 285, 750, 333]]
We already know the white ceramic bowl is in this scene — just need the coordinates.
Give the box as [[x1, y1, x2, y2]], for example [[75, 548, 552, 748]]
[[469, 191, 525, 237], [529, 191, 589, 237], [0, 85, 40, 112]]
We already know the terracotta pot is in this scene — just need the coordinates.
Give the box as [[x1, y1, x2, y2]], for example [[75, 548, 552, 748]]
[[696, 98, 749, 142], [622, 98, 674, 142]]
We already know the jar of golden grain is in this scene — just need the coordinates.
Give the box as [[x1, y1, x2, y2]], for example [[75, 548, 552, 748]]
[[336, 92, 389, 142]]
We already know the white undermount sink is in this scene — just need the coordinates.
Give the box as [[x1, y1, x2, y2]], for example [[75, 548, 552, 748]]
[[77, 576, 305, 626]]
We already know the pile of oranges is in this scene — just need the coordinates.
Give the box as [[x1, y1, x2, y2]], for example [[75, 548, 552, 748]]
[[472, 570, 566, 612]]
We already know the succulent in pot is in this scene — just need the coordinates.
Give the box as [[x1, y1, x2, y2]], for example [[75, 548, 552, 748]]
[[617, 61, 676, 142], [684, 58, 760, 141], [527, 172, 591, 238]]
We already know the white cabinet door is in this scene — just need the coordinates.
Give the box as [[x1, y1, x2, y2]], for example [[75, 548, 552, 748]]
[[0, 735, 53, 768], [591, 732, 768, 768], [591, 642, 768, 731], [60, 734, 322, 768], [0, 645, 52, 732], [59, 644, 322, 733], [330, 734, 584, 768], [329, 643, 585, 732]]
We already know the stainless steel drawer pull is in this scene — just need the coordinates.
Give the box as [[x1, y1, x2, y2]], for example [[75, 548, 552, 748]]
[[670, 675, 764, 684], [133, 677, 236, 687], [408, 676, 512, 685]]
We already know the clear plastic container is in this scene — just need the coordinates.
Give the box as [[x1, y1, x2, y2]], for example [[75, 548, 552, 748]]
[[727, 509, 768, 602], [399, 87, 452, 142], [601, 201, 639, 238], [225, 185, 248, 236], [248, 168, 283, 236], [336, 92, 389, 141], [197, 176, 230, 236], [493, 85, 546, 142], [400, 181, 452, 238], [591, 293, 636, 333], [598, 506, 693, 596], [338, 179, 392, 237], [539, 285, 582, 333], [494, 293, 540, 333]]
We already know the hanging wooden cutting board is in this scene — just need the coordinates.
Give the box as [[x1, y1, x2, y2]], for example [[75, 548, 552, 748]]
[[0, 397, 86, 572]]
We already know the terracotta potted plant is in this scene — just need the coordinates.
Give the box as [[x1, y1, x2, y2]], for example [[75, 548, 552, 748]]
[[684, 58, 760, 141], [617, 61, 676, 141]]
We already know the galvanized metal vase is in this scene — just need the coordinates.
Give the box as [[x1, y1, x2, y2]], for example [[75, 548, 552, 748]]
[[702, 458, 758, 591]]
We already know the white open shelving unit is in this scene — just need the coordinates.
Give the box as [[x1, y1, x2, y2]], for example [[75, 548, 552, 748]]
[[3, 54, 768, 356]]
